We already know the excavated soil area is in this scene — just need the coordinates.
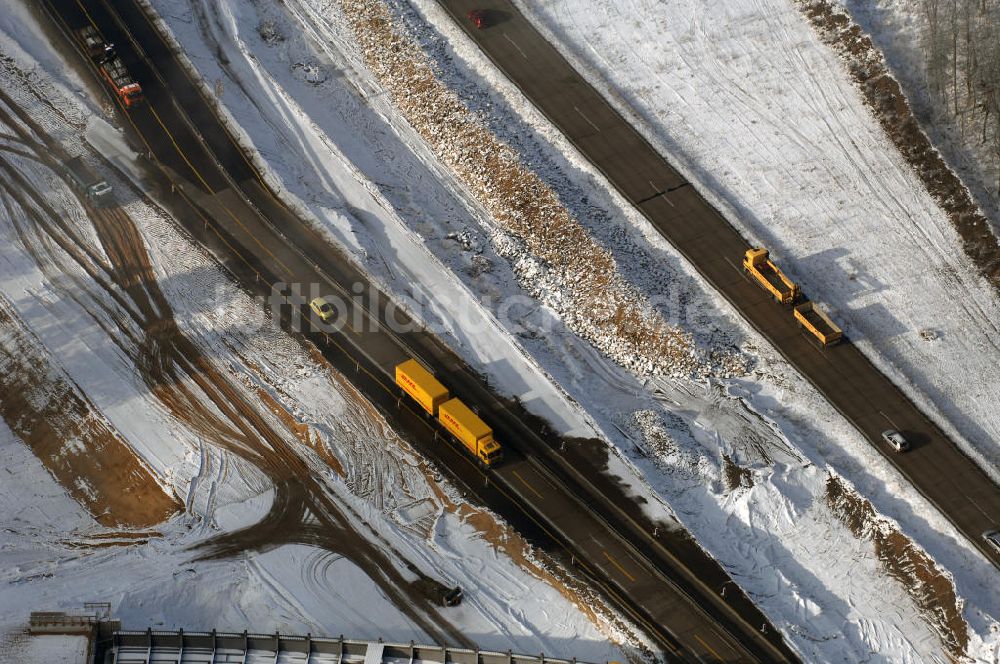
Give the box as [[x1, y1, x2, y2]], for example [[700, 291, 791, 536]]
[[0, 301, 180, 528], [825, 475, 968, 658]]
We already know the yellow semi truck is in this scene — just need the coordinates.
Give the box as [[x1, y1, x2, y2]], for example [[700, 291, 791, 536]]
[[793, 302, 843, 347], [743, 248, 800, 305], [394, 359, 503, 467]]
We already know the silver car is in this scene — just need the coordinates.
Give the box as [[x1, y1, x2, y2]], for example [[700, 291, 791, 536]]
[[984, 530, 1000, 554], [881, 429, 910, 452]]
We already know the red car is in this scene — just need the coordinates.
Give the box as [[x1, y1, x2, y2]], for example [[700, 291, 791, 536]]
[[467, 9, 488, 29]]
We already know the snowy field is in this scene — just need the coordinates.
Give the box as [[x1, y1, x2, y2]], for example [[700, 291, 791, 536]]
[[516, 0, 1000, 489], [0, 3, 626, 660], [3, 633, 90, 664], [136, 0, 1000, 660]]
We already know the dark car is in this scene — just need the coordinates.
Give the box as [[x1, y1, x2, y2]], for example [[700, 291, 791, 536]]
[[442, 586, 463, 607]]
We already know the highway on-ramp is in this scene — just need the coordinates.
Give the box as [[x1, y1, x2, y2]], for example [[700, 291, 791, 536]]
[[39, 0, 801, 661], [435, 0, 1000, 568]]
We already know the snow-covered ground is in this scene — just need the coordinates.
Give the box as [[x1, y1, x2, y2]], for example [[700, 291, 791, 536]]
[[4, 632, 90, 664], [2, 0, 998, 659], [516, 0, 1000, 488], [0, 4, 627, 660], [135, 0, 1000, 660]]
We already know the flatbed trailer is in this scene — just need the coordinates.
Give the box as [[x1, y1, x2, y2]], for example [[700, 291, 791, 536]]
[[794, 301, 843, 347], [743, 248, 799, 305], [77, 25, 117, 68]]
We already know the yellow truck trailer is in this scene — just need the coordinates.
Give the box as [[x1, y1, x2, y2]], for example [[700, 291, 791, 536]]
[[438, 398, 503, 467], [395, 359, 450, 415], [793, 301, 843, 347], [743, 248, 800, 305]]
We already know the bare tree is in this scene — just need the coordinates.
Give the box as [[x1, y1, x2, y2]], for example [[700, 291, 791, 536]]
[[921, 0, 1000, 194]]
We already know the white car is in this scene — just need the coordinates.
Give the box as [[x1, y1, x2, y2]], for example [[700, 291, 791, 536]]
[[881, 429, 910, 452]]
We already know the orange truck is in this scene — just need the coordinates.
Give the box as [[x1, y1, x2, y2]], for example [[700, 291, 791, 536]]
[[793, 301, 843, 347], [77, 26, 143, 108], [101, 58, 143, 107], [743, 248, 799, 305], [395, 359, 503, 467]]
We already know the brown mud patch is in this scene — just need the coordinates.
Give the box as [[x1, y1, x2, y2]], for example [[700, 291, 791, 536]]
[[825, 475, 968, 658], [254, 384, 346, 478], [66, 530, 162, 549], [722, 454, 754, 492], [85, 530, 161, 539], [0, 300, 180, 528]]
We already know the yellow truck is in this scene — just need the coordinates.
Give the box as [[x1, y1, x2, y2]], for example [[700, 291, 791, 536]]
[[394, 358, 503, 466], [438, 398, 503, 467], [396, 359, 450, 415], [743, 248, 800, 305], [793, 301, 843, 347]]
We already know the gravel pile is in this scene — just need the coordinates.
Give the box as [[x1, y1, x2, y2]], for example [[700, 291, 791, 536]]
[[340, 0, 704, 377]]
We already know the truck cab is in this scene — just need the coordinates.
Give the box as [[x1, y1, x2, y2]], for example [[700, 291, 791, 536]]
[[479, 438, 503, 467], [119, 83, 143, 107]]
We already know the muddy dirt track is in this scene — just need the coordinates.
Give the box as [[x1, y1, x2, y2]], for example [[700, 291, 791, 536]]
[[0, 74, 472, 647], [0, 89, 179, 528]]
